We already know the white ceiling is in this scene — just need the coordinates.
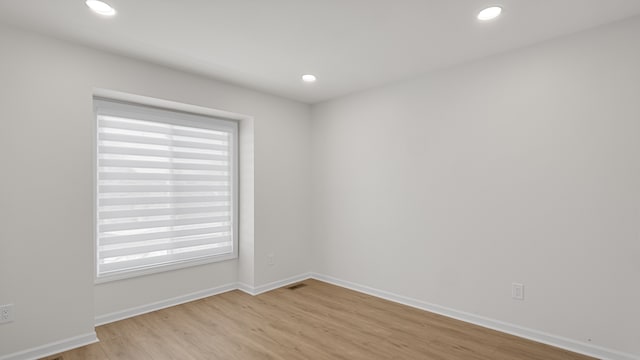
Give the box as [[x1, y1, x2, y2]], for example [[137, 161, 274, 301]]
[[1, 1, 640, 103]]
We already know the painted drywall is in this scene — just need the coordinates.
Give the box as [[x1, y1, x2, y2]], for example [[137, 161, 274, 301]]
[[0, 24, 311, 357], [311, 17, 640, 357]]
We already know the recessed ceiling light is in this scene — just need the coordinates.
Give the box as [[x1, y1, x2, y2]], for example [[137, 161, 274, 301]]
[[302, 74, 317, 83], [477, 6, 502, 21], [86, 0, 116, 16]]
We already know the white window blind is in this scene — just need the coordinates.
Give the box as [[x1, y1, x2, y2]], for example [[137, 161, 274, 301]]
[[94, 98, 238, 281]]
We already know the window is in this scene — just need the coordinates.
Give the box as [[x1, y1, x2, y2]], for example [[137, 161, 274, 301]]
[[94, 98, 238, 281]]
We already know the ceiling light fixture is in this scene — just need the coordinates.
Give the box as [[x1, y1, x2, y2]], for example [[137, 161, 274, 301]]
[[302, 74, 317, 83], [86, 0, 117, 16], [477, 6, 502, 21]]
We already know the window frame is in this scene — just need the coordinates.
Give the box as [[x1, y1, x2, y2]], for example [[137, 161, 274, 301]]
[[93, 97, 239, 283]]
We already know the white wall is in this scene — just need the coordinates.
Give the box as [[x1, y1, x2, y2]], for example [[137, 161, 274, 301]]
[[311, 17, 640, 357], [3, 11, 640, 360], [0, 24, 311, 357]]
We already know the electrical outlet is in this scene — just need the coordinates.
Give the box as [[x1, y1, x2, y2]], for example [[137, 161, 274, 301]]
[[267, 253, 275, 266], [512, 283, 524, 300], [0, 304, 14, 324]]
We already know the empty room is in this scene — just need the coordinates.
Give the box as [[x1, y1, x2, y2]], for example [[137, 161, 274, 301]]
[[1, 1, 639, 359]]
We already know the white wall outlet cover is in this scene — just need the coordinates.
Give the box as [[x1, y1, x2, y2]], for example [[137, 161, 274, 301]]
[[0, 304, 14, 323], [512, 283, 524, 300]]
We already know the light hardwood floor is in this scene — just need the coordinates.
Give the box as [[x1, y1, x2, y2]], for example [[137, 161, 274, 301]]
[[43, 279, 594, 359]]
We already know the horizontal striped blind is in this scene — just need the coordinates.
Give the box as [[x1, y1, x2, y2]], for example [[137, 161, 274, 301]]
[[95, 99, 238, 279]]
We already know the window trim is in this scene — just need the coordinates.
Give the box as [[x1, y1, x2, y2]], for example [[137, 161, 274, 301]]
[[93, 95, 239, 284]]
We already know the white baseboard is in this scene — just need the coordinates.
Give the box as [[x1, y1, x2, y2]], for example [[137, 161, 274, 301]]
[[310, 273, 638, 360], [95, 282, 237, 326], [236, 282, 255, 295], [26, 272, 634, 360], [239, 272, 312, 295], [95, 273, 312, 325], [0, 332, 98, 360]]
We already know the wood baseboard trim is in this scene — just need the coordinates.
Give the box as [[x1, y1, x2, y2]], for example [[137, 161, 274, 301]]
[[309, 273, 638, 360], [0, 332, 98, 360]]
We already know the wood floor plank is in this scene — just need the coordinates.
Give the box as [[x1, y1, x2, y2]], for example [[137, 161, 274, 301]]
[[41, 342, 108, 360], [42, 279, 595, 360]]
